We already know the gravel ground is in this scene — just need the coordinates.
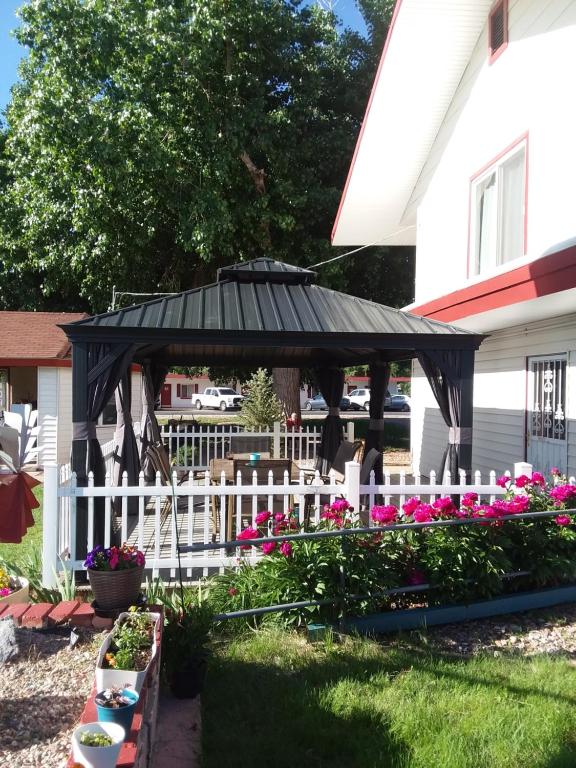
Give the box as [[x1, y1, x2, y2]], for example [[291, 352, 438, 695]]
[[0, 626, 104, 768], [387, 603, 576, 658]]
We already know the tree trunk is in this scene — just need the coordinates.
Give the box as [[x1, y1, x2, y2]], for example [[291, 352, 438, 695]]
[[272, 368, 301, 422]]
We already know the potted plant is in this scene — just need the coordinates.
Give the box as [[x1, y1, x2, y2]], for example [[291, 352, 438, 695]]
[[72, 721, 125, 768], [95, 686, 139, 734], [162, 597, 213, 699], [96, 608, 160, 693], [0, 566, 29, 605], [84, 544, 145, 611]]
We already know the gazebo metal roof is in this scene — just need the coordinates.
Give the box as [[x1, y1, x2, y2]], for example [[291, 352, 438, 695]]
[[63, 258, 484, 367]]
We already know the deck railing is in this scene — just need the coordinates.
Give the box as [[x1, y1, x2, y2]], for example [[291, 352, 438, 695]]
[[159, 421, 355, 469], [40, 459, 540, 587]]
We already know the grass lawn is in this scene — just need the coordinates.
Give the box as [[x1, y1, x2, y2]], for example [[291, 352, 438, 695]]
[[0, 486, 43, 568], [203, 629, 576, 768]]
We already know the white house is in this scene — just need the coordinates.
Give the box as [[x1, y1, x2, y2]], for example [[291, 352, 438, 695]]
[[0, 312, 142, 465], [333, 0, 576, 476]]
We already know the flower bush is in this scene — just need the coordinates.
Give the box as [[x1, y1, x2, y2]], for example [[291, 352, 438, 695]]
[[0, 567, 19, 598], [84, 544, 145, 571], [208, 469, 576, 628]]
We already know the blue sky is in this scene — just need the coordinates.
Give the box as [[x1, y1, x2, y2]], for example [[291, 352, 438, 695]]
[[0, 1, 367, 114]]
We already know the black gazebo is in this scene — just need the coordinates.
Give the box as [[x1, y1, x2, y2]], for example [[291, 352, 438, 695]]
[[62, 258, 485, 549]]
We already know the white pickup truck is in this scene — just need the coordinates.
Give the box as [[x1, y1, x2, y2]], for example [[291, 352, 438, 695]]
[[194, 387, 244, 411]]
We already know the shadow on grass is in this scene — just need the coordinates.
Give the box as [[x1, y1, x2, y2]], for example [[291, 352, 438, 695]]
[[202, 650, 410, 768]]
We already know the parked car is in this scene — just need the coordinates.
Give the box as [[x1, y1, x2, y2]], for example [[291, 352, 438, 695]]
[[194, 387, 243, 411], [347, 388, 371, 411], [304, 394, 350, 411], [387, 394, 411, 412]]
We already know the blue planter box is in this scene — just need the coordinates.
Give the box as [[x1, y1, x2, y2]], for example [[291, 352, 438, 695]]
[[345, 584, 576, 635]]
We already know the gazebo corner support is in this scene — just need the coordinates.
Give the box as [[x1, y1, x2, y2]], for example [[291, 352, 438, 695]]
[[458, 349, 475, 483]]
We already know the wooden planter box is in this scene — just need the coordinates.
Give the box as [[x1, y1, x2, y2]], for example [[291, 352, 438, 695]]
[[345, 584, 576, 635]]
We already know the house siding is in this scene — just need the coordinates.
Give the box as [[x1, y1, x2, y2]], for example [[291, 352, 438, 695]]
[[412, 314, 576, 477], [37, 368, 59, 466], [407, 0, 576, 306]]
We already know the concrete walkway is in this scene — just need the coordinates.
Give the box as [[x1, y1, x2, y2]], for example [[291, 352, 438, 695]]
[[151, 694, 202, 768]]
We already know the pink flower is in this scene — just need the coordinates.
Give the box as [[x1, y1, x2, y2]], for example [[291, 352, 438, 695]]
[[551, 467, 561, 476], [255, 510, 271, 526], [228, 587, 238, 596], [531, 472, 546, 487], [109, 551, 119, 570], [413, 504, 434, 523], [407, 568, 427, 586], [280, 541, 293, 558], [371, 505, 398, 525], [550, 485, 576, 505], [262, 541, 277, 555], [274, 512, 285, 522], [496, 475, 510, 488], [461, 492, 478, 507], [514, 474, 531, 488], [402, 497, 421, 515], [555, 515, 571, 526], [331, 498, 351, 513], [237, 526, 259, 549], [0, 588, 11, 597], [432, 497, 457, 518]]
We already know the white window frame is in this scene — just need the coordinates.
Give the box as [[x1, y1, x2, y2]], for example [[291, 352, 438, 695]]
[[470, 140, 527, 277]]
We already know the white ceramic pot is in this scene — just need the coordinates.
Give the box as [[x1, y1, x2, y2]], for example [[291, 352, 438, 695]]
[[72, 721, 125, 768], [95, 612, 160, 693], [0, 577, 29, 605]]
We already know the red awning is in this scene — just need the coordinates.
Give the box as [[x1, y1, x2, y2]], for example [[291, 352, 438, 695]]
[[0, 472, 40, 543]]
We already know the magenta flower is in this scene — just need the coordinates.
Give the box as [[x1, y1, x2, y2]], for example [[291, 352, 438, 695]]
[[371, 505, 398, 525], [255, 510, 271, 526], [496, 475, 510, 488], [407, 568, 426, 585], [514, 474, 531, 488], [555, 515, 571, 526], [237, 526, 259, 549], [402, 497, 421, 515], [432, 497, 457, 517], [280, 541, 293, 558], [413, 504, 434, 523], [274, 512, 285, 522], [331, 498, 351, 513], [262, 541, 277, 555], [551, 467, 561, 476], [550, 484, 576, 504], [461, 492, 478, 507], [531, 472, 546, 487], [0, 587, 11, 597]]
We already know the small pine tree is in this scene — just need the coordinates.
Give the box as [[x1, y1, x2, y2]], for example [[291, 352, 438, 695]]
[[240, 368, 283, 430]]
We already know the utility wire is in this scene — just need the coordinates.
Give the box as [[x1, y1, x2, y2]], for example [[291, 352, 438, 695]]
[[309, 226, 415, 269]]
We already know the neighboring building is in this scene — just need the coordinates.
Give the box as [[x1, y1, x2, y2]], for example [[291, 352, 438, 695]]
[[0, 312, 142, 465], [333, 0, 576, 476]]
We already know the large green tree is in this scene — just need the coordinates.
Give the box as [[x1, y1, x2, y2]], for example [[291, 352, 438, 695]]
[[0, 0, 398, 313]]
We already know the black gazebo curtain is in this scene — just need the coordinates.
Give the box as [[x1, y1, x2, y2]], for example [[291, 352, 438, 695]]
[[140, 362, 168, 483], [315, 367, 345, 475], [364, 362, 390, 484], [417, 350, 472, 481], [113, 370, 140, 515]]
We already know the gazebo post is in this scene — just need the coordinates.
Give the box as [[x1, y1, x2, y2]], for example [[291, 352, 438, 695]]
[[458, 348, 475, 483], [71, 341, 89, 561]]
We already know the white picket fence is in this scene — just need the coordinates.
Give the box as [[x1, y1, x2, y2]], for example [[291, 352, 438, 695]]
[[41, 459, 533, 587]]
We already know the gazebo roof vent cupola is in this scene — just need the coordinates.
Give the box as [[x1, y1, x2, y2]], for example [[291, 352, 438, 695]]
[[217, 257, 316, 285]]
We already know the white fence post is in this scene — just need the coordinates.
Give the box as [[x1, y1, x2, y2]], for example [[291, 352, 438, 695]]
[[347, 421, 354, 442], [344, 460, 361, 514], [514, 462, 532, 479], [42, 463, 60, 588], [273, 421, 281, 458]]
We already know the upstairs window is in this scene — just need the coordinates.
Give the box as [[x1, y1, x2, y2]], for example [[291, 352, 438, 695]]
[[471, 141, 526, 276], [489, 0, 508, 61]]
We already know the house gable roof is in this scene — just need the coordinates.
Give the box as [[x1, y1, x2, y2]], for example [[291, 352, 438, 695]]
[[0, 311, 88, 362], [332, 0, 494, 247]]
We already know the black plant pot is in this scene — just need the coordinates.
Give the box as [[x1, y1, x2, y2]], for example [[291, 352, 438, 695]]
[[169, 655, 208, 699]]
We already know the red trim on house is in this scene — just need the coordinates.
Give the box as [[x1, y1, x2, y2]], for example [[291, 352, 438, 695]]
[[489, 0, 508, 64], [411, 245, 576, 323], [0, 358, 72, 368], [331, 0, 403, 243], [467, 132, 529, 278]]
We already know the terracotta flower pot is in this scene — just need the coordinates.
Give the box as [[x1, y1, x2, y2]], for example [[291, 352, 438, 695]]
[[88, 565, 144, 611]]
